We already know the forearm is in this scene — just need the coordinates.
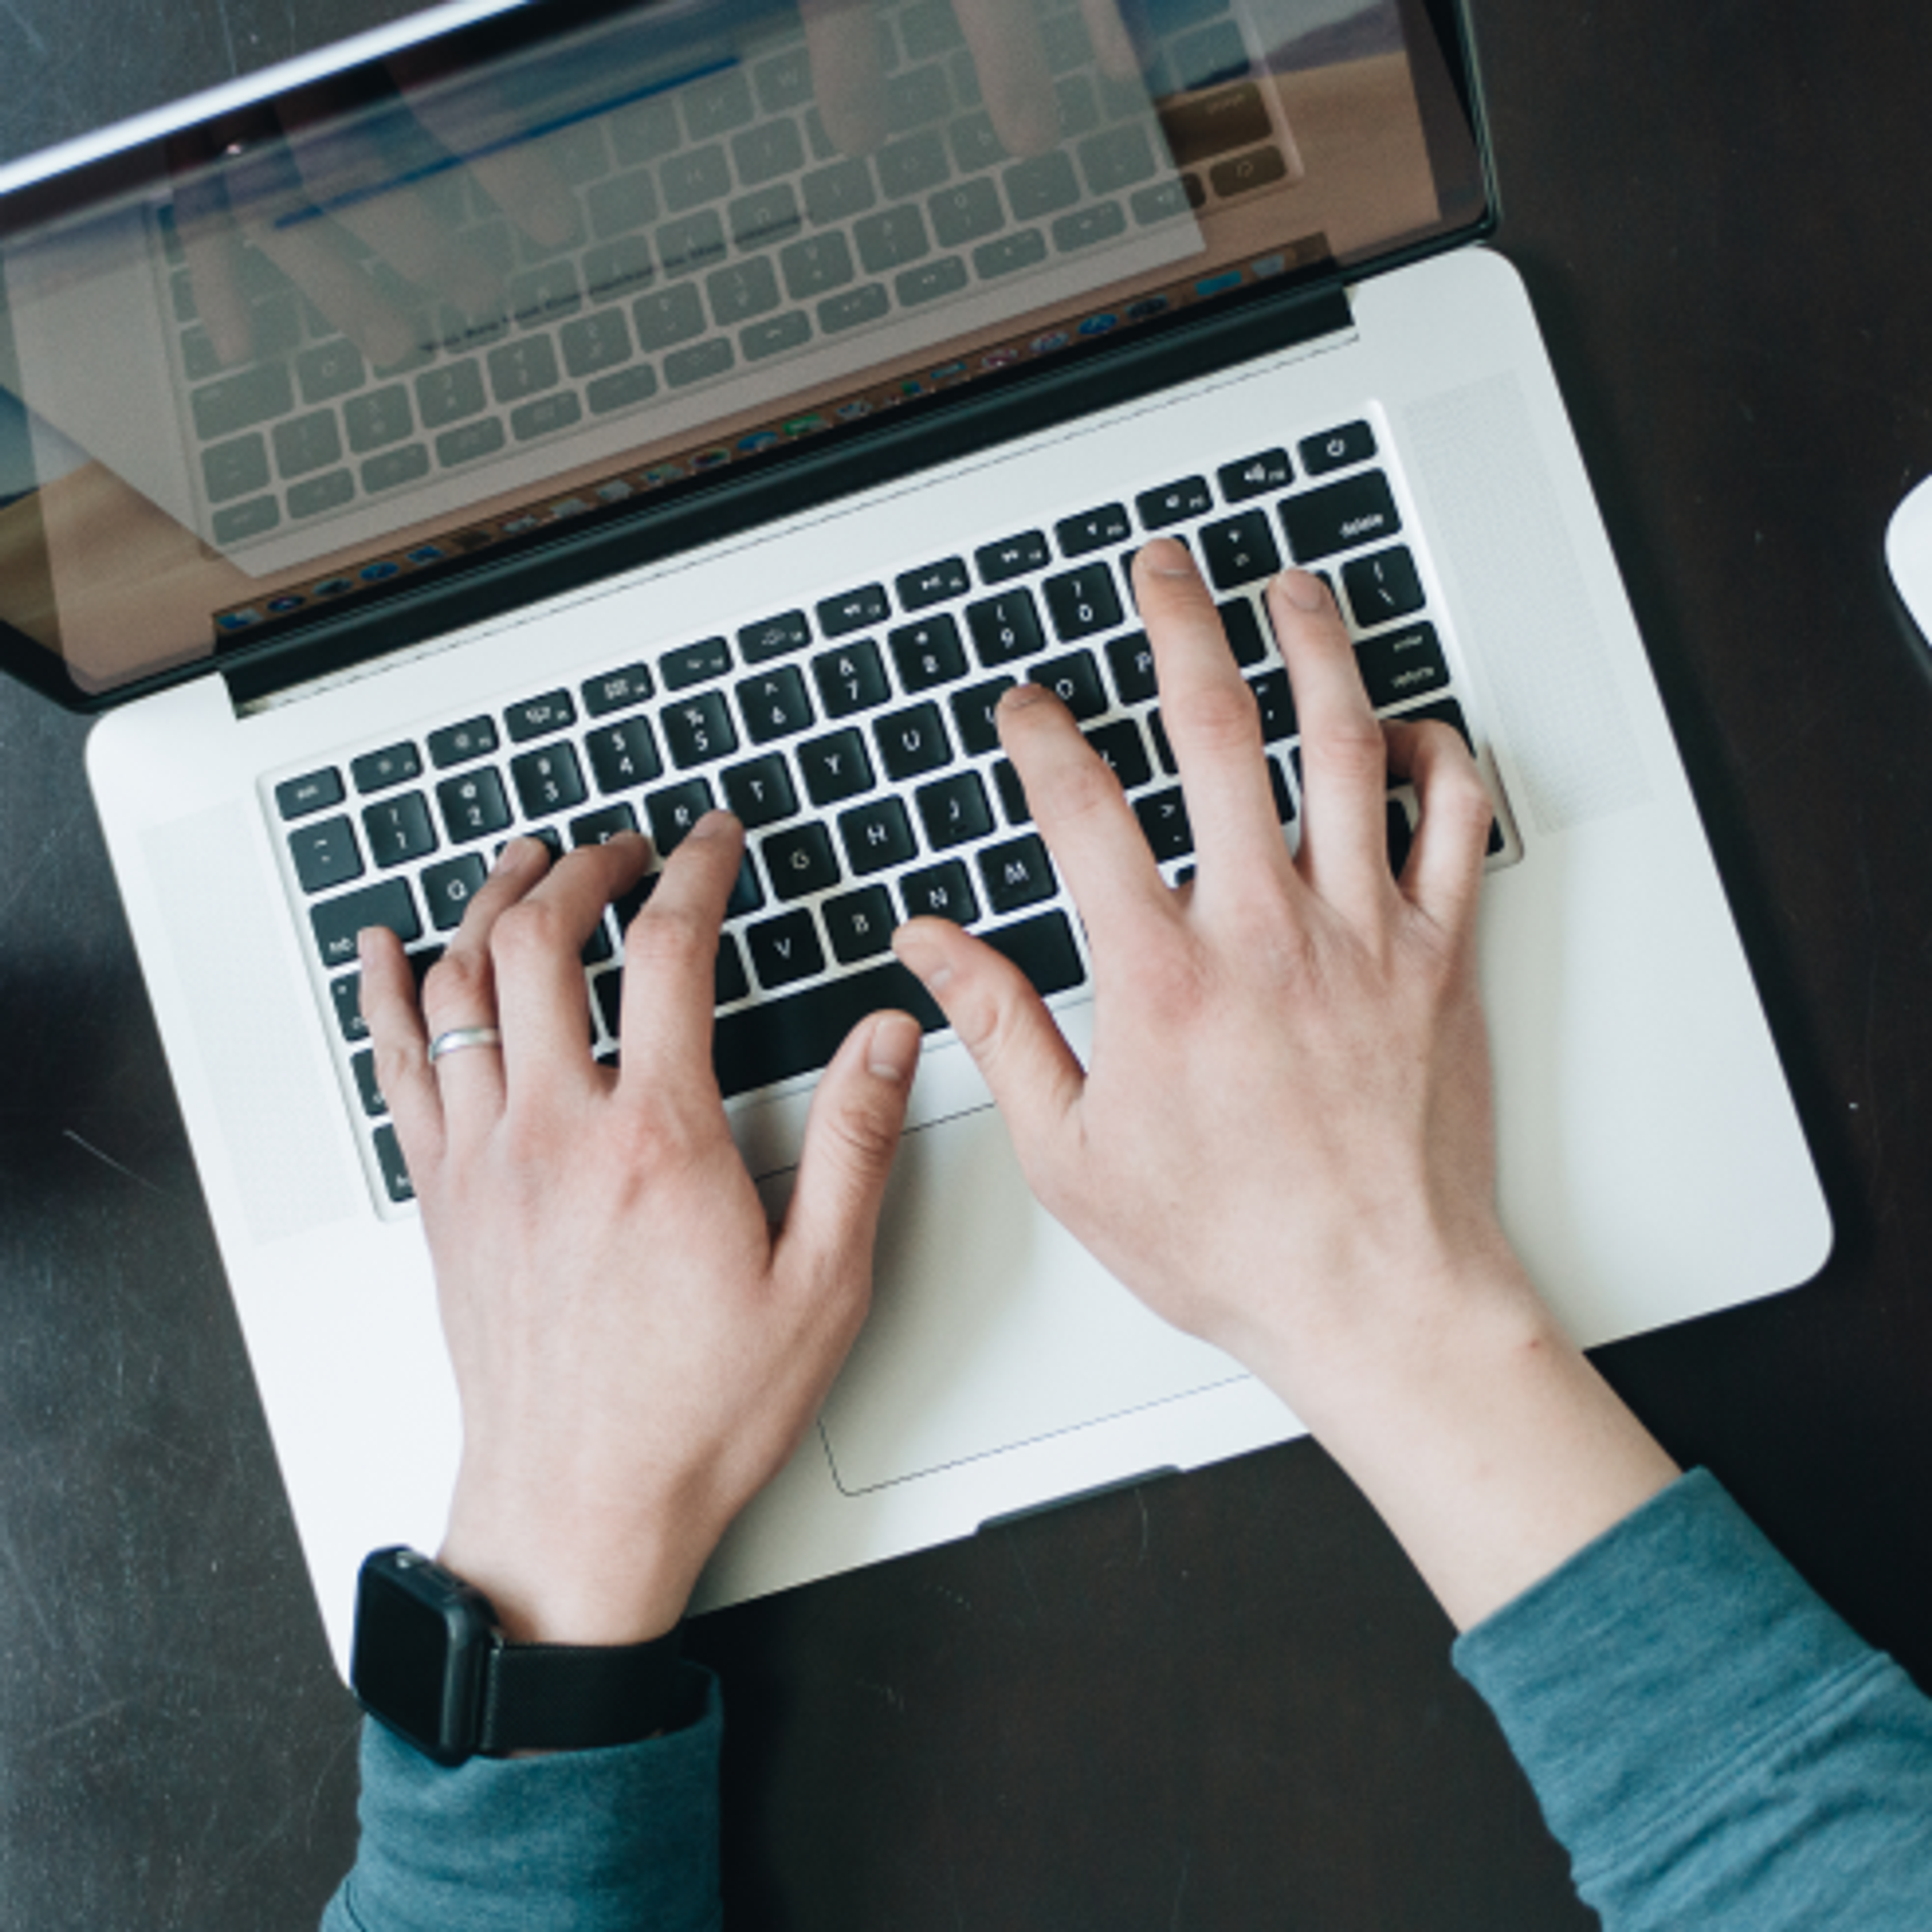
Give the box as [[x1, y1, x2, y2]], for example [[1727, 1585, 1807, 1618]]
[[1247, 1248, 1679, 1633], [323, 1676, 723, 1932]]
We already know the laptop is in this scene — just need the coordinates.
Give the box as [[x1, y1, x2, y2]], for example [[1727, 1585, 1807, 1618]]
[[0, 0, 1830, 1675]]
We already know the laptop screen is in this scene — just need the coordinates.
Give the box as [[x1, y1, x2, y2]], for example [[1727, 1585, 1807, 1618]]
[[0, 0, 1486, 704]]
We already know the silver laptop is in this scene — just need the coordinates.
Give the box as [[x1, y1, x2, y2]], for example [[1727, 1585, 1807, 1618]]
[[0, 0, 1830, 1674]]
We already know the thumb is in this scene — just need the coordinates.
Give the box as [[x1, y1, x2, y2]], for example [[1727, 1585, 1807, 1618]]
[[779, 1008, 922, 1277], [891, 917, 1086, 1174]]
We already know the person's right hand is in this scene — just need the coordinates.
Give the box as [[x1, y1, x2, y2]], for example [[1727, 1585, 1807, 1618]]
[[893, 542, 1680, 1629], [893, 543, 1516, 1413]]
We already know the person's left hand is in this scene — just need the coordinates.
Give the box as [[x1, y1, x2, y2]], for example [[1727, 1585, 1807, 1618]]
[[357, 817, 922, 1644]]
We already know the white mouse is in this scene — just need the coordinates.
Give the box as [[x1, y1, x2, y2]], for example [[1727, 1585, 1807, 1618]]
[[1886, 474, 1932, 646]]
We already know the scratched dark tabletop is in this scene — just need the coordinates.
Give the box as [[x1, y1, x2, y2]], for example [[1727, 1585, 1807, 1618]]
[[5, 3, 1932, 1927]]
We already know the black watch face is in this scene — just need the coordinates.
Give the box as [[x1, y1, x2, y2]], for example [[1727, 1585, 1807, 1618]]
[[351, 1551, 488, 1764]]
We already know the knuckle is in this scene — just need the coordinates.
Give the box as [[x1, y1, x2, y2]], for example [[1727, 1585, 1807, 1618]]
[[1164, 680, 1261, 756], [491, 896, 569, 968], [625, 899, 716, 975], [1306, 713, 1389, 785], [424, 946, 491, 1015], [821, 1094, 903, 1172]]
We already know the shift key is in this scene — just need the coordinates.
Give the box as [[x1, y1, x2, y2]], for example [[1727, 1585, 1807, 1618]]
[[1158, 83, 1272, 169], [311, 877, 420, 969]]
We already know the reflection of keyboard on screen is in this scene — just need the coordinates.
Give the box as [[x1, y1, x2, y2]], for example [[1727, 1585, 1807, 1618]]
[[268, 411, 1511, 1213], [164, 0, 1297, 555]]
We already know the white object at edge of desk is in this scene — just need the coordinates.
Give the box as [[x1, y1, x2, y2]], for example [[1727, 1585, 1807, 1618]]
[[1887, 474, 1932, 645]]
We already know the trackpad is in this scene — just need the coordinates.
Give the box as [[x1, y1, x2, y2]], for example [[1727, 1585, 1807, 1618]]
[[771, 1103, 1240, 1494]]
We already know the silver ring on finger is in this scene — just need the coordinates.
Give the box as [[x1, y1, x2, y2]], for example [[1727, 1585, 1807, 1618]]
[[427, 1025, 504, 1065]]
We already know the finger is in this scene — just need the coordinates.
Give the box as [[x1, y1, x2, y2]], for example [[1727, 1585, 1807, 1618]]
[[388, 47, 584, 249], [490, 833, 651, 1093], [997, 684, 1175, 957], [1385, 717, 1493, 934], [357, 923, 444, 1170], [892, 917, 1086, 1177], [1133, 540, 1294, 899], [1077, 0, 1141, 83], [800, 0, 890, 154], [955, 0, 1059, 154], [776, 1009, 922, 1298], [1264, 569, 1394, 926], [615, 813, 743, 1096], [420, 837, 550, 1123]]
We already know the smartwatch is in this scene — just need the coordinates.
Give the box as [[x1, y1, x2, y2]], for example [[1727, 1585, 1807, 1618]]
[[350, 1546, 688, 1766]]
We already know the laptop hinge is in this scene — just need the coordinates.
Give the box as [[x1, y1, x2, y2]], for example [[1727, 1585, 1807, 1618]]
[[220, 277, 1357, 715]]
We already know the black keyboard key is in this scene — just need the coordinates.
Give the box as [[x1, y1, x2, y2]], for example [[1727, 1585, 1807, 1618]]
[[373, 1123, 415, 1203], [965, 589, 1044, 667], [915, 770, 992, 849], [1085, 717, 1154, 791], [978, 833, 1056, 915], [716, 932, 751, 1005], [896, 557, 971, 610], [950, 676, 1016, 756], [1055, 503, 1131, 556], [422, 853, 489, 930], [1199, 511, 1282, 591], [739, 611, 813, 663], [976, 530, 1050, 583], [663, 691, 739, 768], [736, 666, 816, 744], [1219, 598, 1269, 668], [900, 858, 978, 925], [506, 690, 578, 741], [1270, 756, 1297, 826], [363, 793, 437, 867], [818, 584, 891, 636], [1218, 448, 1293, 502], [1147, 709, 1176, 776], [1042, 565, 1122, 642], [1246, 667, 1298, 743], [721, 754, 797, 828], [570, 803, 640, 847], [276, 768, 344, 820], [437, 767, 513, 843], [1136, 477, 1212, 529], [1106, 631, 1157, 705], [644, 777, 717, 852], [331, 972, 369, 1042], [813, 639, 891, 717], [428, 717, 499, 768], [1342, 546, 1426, 627], [714, 956, 938, 1096], [748, 909, 827, 989], [511, 743, 588, 818], [1279, 472, 1401, 564], [889, 616, 968, 692], [583, 663, 655, 716], [1029, 650, 1107, 720], [289, 817, 363, 894], [1356, 622, 1448, 708], [875, 702, 952, 782], [1134, 788, 1193, 863], [311, 877, 420, 968], [728, 852, 767, 919], [993, 759, 1030, 824], [765, 822, 842, 899], [1301, 420, 1378, 475], [352, 742, 423, 792], [662, 637, 733, 690], [797, 728, 874, 806], [839, 795, 917, 875], [824, 886, 897, 964], [587, 716, 664, 792]]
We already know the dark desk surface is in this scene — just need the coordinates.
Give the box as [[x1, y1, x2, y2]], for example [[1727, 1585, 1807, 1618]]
[[5, 3, 1932, 1925]]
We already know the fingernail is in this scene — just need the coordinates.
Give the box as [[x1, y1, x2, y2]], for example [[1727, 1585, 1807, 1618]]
[[1279, 569, 1326, 611], [492, 838, 530, 874], [998, 682, 1049, 714], [1141, 537, 1194, 578], [867, 1011, 922, 1084], [893, 927, 953, 993]]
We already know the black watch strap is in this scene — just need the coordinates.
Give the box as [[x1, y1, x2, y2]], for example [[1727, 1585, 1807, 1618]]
[[478, 1624, 687, 1755]]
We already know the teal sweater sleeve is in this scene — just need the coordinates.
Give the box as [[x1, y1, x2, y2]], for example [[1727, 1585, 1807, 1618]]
[[1453, 1469, 1932, 1928], [321, 1665, 722, 1932]]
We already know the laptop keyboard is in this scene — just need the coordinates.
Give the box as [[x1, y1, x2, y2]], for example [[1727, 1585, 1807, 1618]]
[[167, 0, 1293, 554], [271, 414, 1513, 1211]]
